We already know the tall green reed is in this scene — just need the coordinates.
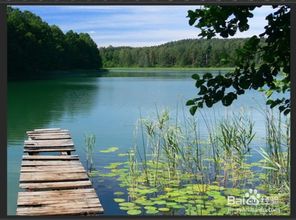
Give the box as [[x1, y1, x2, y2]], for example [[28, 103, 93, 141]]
[[84, 133, 96, 172]]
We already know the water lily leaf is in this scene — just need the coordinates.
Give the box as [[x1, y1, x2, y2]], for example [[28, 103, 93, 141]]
[[158, 207, 170, 212], [127, 209, 141, 215], [119, 206, 130, 211], [146, 209, 159, 214], [114, 191, 125, 196], [154, 200, 166, 205], [114, 198, 125, 203], [100, 147, 119, 153], [118, 153, 129, 157], [166, 202, 178, 206], [144, 206, 156, 210], [119, 202, 136, 207], [104, 162, 122, 169], [171, 204, 183, 209]]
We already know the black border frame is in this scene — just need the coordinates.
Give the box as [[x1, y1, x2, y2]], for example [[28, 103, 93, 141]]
[[0, 1, 295, 220]]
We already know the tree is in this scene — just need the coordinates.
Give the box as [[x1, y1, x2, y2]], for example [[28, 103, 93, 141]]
[[7, 7, 102, 79], [186, 6, 290, 115]]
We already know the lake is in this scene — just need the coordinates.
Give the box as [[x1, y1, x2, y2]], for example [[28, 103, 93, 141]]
[[7, 70, 272, 215]]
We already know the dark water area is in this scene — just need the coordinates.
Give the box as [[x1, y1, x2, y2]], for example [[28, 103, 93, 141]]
[[7, 70, 279, 215]]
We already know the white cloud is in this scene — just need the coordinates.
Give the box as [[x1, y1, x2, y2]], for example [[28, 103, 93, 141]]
[[14, 5, 277, 47]]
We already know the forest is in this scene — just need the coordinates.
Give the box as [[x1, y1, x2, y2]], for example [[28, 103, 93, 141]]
[[8, 7, 254, 79], [99, 38, 250, 68], [7, 7, 102, 79]]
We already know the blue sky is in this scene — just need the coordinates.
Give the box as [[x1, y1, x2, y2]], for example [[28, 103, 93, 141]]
[[14, 6, 276, 48]]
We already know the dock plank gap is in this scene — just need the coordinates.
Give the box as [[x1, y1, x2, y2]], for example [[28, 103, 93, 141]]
[[16, 128, 104, 216]]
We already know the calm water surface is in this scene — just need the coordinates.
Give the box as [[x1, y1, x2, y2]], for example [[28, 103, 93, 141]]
[[7, 70, 269, 215]]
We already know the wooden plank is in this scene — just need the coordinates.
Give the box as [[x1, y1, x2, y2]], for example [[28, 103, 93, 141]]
[[24, 148, 75, 153], [18, 197, 101, 207], [27, 130, 69, 134], [22, 155, 79, 160], [21, 166, 86, 173], [19, 180, 92, 190], [20, 172, 89, 182], [17, 206, 103, 216], [21, 160, 81, 166], [17, 128, 103, 216], [18, 195, 101, 205], [19, 188, 96, 196], [24, 139, 74, 147], [28, 132, 70, 136], [18, 191, 97, 201], [33, 128, 61, 131], [29, 135, 71, 140]]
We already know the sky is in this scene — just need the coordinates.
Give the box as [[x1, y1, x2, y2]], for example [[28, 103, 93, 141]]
[[14, 6, 276, 48]]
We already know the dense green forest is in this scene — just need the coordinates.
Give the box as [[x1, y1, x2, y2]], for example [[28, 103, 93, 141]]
[[99, 38, 250, 68], [8, 7, 254, 79], [7, 7, 102, 79]]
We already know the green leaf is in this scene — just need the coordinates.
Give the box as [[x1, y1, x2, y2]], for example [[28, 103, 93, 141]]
[[114, 198, 125, 203], [186, 100, 195, 106], [192, 74, 200, 80], [158, 207, 170, 212], [198, 85, 207, 95], [100, 146, 119, 153], [127, 209, 141, 215], [146, 209, 159, 214], [189, 106, 198, 115]]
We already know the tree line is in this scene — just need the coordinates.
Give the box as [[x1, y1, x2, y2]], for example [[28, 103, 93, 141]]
[[7, 7, 102, 79], [99, 38, 254, 68], [8, 7, 257, 79]]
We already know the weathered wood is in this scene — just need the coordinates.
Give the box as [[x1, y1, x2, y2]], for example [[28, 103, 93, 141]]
[[20, 172, 89, 183], [22, 160, 81, 166], [21, 166, 86, 173], [23, 155, 79, 160], [24, 147, 75, 153], [29, 134, 71, 140], [33, 128, 62, 131], [27, 128, 69, 133], [17, 128, 103, 216], [18, 197, 101, 207], [19, 180, 92, 190], [19, 188, 96, 196], [28, 132, 70, 136], [24, 139, 74, 147], [17, 207, 104, 216]]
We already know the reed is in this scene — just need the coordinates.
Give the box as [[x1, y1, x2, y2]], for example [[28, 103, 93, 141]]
[[84, 133, 96, 172], [98, 107, 290, 216]]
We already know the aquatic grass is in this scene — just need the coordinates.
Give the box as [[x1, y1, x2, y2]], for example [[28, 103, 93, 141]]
[[259, 108, 290, 193], [95, 107, 290, 216], [84, 133, 96, 172]]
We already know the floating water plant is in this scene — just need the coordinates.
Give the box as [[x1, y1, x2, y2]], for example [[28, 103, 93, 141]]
[[96, 109, 290, 216], [100, 146, 119, 153]]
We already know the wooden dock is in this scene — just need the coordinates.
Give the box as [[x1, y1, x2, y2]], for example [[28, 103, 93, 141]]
[[16, 128, 104, 216]]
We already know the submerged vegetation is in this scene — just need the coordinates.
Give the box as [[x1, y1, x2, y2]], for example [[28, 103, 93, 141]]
[[92, 108, 290, 216], [84, 133, 96, 172]]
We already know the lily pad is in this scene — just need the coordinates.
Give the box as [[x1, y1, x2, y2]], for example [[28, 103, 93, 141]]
[[100, 147, 119, 153], [158, 207, 170, 212], [118, 153, 129, 157], [114, 191, 125, 196], [146, 209, 159, 214], [127, 209, 141, 215], [144, 206, 156, 210], [154, 200, 166, 205], [114, 198, 125, 203], [119, 202, 135, 207]]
